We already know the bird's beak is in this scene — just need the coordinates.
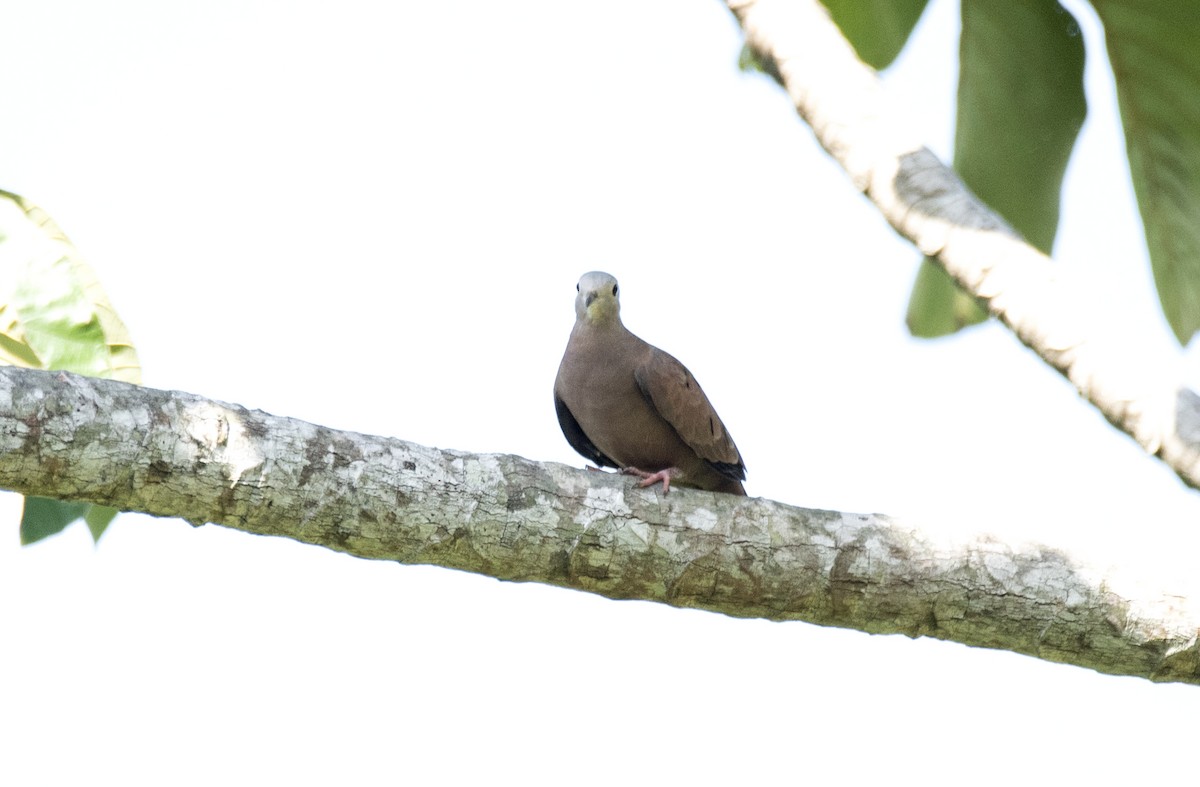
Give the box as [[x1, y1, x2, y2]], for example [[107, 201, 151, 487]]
[[585, 292, 597, 308]]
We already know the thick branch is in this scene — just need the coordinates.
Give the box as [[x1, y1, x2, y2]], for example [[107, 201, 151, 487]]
[[727, 0, 1200, 489], [1, 367, 1197, 684]]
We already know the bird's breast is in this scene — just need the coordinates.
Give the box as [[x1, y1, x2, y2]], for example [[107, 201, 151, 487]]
[[556, 337, 688, 470]]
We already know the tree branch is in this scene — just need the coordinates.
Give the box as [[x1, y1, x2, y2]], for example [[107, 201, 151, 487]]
[[1, 366, 1197, 684], [726, 0, 1200, 489]]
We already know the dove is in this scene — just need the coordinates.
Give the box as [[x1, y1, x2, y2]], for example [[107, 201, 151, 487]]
[[554, 271, 746, 495]]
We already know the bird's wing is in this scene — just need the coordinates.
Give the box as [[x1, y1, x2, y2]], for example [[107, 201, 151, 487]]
[[634, 349, 746, 481], [554, 390, 619, 469]]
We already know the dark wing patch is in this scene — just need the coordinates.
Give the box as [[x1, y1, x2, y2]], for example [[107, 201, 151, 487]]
[[634, 350, 746, 480], [708, 459, 747, 483], [554, 391, 618, 469]]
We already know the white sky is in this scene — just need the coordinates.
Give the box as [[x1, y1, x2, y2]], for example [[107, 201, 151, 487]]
[[2, 1, 1198, 784]]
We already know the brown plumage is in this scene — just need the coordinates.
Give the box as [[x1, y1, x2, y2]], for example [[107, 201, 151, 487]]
[[554, 271, 746, 495]]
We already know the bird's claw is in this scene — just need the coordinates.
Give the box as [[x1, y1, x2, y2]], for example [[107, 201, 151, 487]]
[[621, 466, 679, 494]]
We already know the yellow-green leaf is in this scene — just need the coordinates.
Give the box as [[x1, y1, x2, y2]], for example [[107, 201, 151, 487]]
[[0, 190, 141, 382]]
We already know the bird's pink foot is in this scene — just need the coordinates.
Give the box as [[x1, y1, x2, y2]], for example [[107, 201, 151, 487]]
[[622, 466, 680, 494]]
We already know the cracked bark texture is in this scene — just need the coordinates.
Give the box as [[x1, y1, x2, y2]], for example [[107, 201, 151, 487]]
[[0, 367, 1197, 684], [727, 0, 1200, 490]]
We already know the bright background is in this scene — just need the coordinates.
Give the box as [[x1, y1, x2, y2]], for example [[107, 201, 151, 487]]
[[2, 1, 1198, 784]]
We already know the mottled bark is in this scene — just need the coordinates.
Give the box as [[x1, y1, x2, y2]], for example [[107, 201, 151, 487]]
[[0, 367, 1197, 684], [726, 0, 1200, 490]]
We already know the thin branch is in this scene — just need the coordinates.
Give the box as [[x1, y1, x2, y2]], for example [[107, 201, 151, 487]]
[[1, 367, 1197, 684], [726, 0, 1200, 489]]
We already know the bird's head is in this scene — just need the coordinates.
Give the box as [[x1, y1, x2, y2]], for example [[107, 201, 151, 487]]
[[574, 271, 622, 325]]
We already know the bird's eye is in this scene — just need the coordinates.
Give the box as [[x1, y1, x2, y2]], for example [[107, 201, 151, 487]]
[[612, 284, 618, 296], [576, 283, 580, 292]]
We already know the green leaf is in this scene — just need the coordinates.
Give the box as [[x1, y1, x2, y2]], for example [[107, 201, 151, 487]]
[[737, 42, 778, 81], [20, 496, 90, 545], [906, 262, 989, 336], [1, 189, 143, 544], [1089, 2, 1200, 345], [818, 0, 930, 70], [85, 505, 119, 543], [908, 0, 1086, 338]]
